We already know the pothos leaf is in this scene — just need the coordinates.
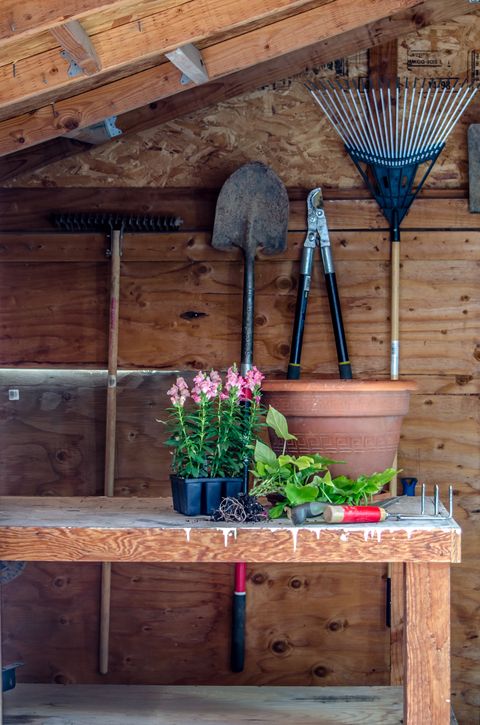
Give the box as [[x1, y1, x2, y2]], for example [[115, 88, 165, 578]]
[[266, 406, 297, 441], [284, 482, 319, 506], [254, 439, 277, 465], [269, 501, 287, 519]]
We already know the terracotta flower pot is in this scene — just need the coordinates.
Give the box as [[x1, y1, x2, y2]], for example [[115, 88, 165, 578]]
[[261, 379, 417, 478]]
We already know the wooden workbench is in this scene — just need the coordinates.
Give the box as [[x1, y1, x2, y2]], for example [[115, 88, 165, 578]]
[[0, 496, 461, 724]]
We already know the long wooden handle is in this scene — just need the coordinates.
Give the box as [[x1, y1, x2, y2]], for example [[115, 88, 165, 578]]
[[100, 229, 121, 675]]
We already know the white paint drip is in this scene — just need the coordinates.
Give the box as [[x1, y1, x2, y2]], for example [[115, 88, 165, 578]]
[[184, 528, 191, 543], [291, 528, 299, 552], [217, 528, 236, 547], [340, 532, 349, 542]]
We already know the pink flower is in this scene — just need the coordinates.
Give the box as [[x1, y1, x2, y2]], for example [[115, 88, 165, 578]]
[[192, 370, 218, 402], [167, 378, 190, 406], [241, 366, 264, 402]]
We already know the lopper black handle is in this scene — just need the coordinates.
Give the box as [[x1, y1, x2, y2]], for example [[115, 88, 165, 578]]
[[288, 273, 311, 380], [324, 272, 352, 380]]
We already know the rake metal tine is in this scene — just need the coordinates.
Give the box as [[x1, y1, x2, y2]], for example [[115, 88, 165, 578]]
[[307, 84, 350, 147], [438, 83, 479, 146], [363, 85, 383, 158], [411, 81, 437, 157], [421, 483, 426, 515], [399, 77, 409, 159], [434, 484, 439, 516], [379, 86, 393, 159], [331, 80, 365, 152], [409, 79, 428, 157], [344, 83, 375, 156], [404, 78, 417, 160], [425, 81, 461, 150], [354, 85, 379, 157], [449, 485, 453, 518]]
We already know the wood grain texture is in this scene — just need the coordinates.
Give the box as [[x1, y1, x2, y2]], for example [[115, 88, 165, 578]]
[[404, 563, 451, 724], [0, 496, 461, 563], [0, 2, 474, 184], [0, 0, 329, 118], [2, 561, 390, 686], [2, 684, 432, 724], [0, 0, 133, 46]]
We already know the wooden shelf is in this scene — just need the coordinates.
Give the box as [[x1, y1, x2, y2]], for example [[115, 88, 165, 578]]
[[0, 496, 461, 723], [0, 496, 461, 564], [3, 684, 459, 724]]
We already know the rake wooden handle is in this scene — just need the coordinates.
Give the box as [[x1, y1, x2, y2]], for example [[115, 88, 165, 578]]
[[100, 229, 121, 675]]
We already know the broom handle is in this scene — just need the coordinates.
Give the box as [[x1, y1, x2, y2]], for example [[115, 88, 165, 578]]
[[100, 229, 121, 675]]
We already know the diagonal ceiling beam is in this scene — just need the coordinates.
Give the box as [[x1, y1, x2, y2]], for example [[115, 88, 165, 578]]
[[0, 0, 475, 181], [0, 0, 330, 120], [0, 0, 443, 158], [50, 20, 102, 76], [0, 0, 134, 47]]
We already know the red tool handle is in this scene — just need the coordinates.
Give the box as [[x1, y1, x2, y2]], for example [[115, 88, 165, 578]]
[[324, 505, 387, 523]]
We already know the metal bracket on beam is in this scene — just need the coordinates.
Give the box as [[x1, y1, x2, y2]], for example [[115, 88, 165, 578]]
[[65, 116, 122, 144], [165, 43, 209, 85], [60, 50, 83, 78]]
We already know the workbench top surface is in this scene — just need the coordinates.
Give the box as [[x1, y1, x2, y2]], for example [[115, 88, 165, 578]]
[[0, 496, 461, 564]]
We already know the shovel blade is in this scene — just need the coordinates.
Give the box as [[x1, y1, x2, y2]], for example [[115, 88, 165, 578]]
[[212, 161, 289, 256]]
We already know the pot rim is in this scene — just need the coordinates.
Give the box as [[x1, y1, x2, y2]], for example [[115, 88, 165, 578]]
[[261, 378, 418, 393]]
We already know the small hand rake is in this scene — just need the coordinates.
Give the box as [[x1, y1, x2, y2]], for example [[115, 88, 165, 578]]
[[52, 211, 182, 674]]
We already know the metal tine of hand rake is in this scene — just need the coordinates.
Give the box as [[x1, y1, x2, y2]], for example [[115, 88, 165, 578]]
[[421, 484, 426, 515], [434, 484, 440, 516], [449, 485, 454, 518]]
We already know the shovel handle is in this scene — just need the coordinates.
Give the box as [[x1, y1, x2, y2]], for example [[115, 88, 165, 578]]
[[241, 249, 255, 372], [231, 562, 246, 672]]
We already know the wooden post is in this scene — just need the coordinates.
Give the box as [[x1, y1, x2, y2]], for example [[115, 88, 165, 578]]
[[404, 562, 451, 723]]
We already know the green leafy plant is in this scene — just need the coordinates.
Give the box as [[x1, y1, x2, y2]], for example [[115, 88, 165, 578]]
[[162, 365, 264, 479], [250, 406, 397, 518]]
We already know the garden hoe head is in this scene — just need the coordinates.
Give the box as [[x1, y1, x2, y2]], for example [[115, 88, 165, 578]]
[[211, 161, 289, 259]]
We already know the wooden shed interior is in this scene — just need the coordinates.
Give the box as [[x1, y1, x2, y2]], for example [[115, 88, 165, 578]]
[[0, 1, 479, 723]]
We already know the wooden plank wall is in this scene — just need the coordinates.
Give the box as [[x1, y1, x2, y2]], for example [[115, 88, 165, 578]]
[[0, 187, 478, 723]]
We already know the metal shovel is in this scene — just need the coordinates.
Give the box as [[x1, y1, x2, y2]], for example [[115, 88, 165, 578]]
[[212, 161, 289, 374], [212, 161, 289, 673]]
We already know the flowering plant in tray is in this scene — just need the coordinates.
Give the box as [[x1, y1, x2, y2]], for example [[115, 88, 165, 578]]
[[164, 365, 264, 479]]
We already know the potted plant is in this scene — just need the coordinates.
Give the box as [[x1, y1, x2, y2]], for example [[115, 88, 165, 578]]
[[261, 379, 417, 479], [163, 365, 264, 515], [250, 406, 397, 519]]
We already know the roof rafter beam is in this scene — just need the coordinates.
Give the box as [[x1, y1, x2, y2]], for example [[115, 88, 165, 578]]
[[50, 20, 101, 76], [0, 0, 439, 157], [0, 0, 134, 47], [0, 0, 330, 121]]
